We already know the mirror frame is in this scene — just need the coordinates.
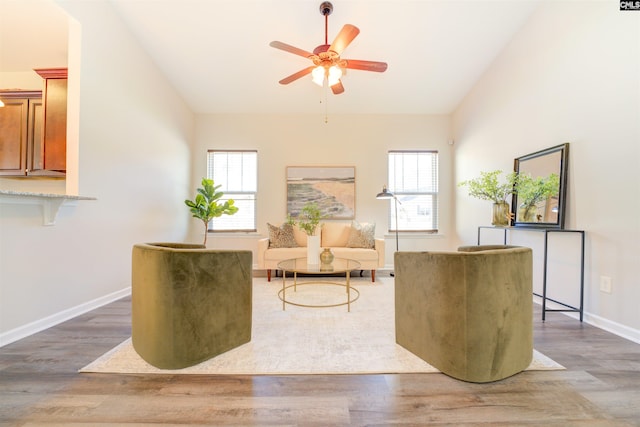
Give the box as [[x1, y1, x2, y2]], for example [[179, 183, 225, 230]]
[[512, 143, 569, 229]]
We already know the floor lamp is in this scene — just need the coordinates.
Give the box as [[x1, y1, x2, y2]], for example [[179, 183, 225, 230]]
[[376, 185, 399, 276]]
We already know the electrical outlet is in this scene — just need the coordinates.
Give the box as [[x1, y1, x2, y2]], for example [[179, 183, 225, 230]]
[[600, 276, 612, 293]]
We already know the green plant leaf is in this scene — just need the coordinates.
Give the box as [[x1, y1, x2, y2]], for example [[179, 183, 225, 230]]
[[515, 173, 560, 207], [184, 178, 240, 244], [458, 170, 519, 203], [289, 202, 323, 235]]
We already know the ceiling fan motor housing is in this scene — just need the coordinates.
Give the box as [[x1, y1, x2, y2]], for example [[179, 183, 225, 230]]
[[313, 44, 331, 55], [320, 2, 333, 16]]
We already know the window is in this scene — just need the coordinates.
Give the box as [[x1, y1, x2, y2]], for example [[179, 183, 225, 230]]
[[387, 150, 438, 232], [207, 150, 257, 231]]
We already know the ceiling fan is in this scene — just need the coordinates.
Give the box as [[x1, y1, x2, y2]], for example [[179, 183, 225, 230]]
[[269, 1, 388, 95]]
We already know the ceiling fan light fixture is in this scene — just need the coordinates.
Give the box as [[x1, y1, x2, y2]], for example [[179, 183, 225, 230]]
[[311, 66, 325, 86], [327, 65, 342, 86]]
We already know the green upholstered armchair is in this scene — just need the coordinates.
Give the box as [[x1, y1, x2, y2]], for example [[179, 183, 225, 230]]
[[394, 245, 533, 383], [132, 243, 252, 369]]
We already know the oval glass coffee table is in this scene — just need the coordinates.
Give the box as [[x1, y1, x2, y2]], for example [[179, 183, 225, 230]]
[[277, 257, 361, 312]]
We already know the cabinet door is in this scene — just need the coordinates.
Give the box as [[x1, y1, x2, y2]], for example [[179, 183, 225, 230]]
[[0, 98, 29, 176], [26, 99, 44, 173], [42, 78, 66, 173]]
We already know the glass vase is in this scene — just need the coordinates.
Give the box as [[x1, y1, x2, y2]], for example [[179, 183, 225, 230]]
[[492, 202, 510, 227], [522, 204, 537, 222]]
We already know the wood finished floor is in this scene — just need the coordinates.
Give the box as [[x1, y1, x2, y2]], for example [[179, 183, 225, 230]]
[[1, 280, 639, 426]]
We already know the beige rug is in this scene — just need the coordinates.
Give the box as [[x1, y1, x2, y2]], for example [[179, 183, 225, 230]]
[[81, 277, 563, 375]]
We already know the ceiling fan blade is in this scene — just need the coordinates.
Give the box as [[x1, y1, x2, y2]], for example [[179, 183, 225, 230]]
[[344, 59, 388, 73], [269, 41, 314, 59], [331, 80, 345, 95], [329, 24, 360, 55], [278, 66, 315, 85]]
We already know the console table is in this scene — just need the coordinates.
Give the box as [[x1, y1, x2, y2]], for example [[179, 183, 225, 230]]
[[477, 226, 585, 322]]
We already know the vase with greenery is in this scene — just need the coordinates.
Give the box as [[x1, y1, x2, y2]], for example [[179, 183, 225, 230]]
[[290, 202, 323, 236], [458, 170, 518, 226], [288, 202, 323, 264], [515, 173, 560, 222], [184, 178, 238, 245]]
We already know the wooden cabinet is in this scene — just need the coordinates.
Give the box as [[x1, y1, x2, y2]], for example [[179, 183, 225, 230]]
[[36, 68, 67, 174], [0, 68, 67, 177], [0, 91, 43, 176]]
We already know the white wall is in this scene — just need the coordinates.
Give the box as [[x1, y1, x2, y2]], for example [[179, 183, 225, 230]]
[[453, 2, 640, 339], [0, 72, 45, 91], [4, 0, 637, 347], [192, 114, 456, 267], [0, 1, 194, 345]]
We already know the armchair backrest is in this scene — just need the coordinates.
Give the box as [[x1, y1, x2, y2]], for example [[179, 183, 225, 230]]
[[132, 243, 252, 369], [394, 245, 533, 383]]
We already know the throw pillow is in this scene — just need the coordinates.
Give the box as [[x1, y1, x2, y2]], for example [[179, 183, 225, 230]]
[[346, 221, 375, 249], [321, 222, 350, 247], [267, 223, 298, 248]]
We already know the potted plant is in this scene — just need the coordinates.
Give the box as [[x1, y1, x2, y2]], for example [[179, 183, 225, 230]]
[[458, 170, 518, 226], [294, 202, 323, 235], [288, 202, 323, 264], [515, 173, 560, 222], [185, 178, 238, 245]]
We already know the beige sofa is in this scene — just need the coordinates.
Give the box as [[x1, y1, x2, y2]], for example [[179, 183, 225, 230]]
[[257, 222, 385, 282]]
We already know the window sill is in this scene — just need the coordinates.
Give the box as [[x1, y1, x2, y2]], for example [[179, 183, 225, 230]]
[[206, 231, 261, 238], [382, 233, 445, 239]]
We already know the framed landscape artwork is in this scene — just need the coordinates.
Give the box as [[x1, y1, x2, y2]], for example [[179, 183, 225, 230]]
[[286, 166, 355, 219]]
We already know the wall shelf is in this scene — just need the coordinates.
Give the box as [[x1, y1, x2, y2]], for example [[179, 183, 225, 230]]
[[478, 226, 585, 322], [0, 190, 96, 225]]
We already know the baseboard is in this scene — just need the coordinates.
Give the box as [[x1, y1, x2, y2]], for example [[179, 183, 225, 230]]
[[0, 287, 131, 348], [533, 299, 640, 345], [581, 312, 640, 345]]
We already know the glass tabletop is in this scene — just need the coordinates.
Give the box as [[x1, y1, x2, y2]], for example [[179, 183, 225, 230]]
[[277, 257, 361, 274]]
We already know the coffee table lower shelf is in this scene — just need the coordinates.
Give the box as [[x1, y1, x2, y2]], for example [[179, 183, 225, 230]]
[[277, 257, 362, 312], [278, 281, 360, 311]]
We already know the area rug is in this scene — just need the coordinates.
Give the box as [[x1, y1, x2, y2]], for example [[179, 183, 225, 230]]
[[81, 277, 563, 375]]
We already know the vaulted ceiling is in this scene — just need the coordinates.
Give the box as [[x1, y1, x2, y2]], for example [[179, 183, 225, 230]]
[[1, 0, 541, 115]]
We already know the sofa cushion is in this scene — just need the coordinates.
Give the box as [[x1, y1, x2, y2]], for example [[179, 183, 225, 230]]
[[264, 247, 307, 261], [267, 223, 298, 248], [322, 222, 351, 247], [331, 247, 379, 262], [346, 221, 375, 249]]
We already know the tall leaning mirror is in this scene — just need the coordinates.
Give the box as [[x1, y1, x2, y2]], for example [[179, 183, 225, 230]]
[[512, 143, 569, 229]]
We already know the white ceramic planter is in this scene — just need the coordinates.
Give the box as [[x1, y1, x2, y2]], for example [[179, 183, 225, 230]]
[[306, 235, 320, 265]]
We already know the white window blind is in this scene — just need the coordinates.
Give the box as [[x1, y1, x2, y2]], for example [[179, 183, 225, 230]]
[[207, 150, 257, 231], [388, 150, 438, 232]]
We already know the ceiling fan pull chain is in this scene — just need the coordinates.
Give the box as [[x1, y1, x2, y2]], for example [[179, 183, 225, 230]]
[[324, 85, 329, 124]]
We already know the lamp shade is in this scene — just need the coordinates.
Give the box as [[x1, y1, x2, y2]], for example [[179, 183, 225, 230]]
[[376, 186, 394, 199]]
